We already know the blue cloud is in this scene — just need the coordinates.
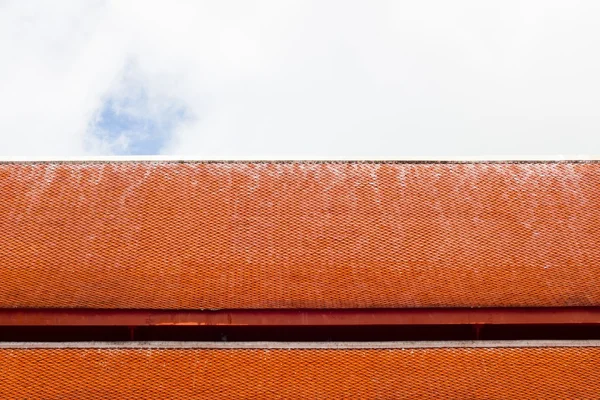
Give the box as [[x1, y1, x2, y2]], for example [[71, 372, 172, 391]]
[[91, 86, 189, 155]]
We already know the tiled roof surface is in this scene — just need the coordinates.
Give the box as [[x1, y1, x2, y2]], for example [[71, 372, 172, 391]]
[[1, 161, 599, 309], [2, 345, 600, 398]]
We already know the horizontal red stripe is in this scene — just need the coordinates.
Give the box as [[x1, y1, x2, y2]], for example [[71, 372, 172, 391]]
[[1, 308, 599, 326]]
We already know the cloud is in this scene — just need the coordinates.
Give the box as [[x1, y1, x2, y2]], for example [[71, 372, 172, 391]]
[[86, 60, 191, 155], [1, 1, 600, 157]]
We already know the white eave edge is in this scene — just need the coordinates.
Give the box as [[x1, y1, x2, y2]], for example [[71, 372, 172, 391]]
[[0, 155, 599, 163]]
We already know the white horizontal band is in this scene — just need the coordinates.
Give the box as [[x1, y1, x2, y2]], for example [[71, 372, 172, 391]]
[[1, 340, 599, 349], [0, 155, 598, 163]]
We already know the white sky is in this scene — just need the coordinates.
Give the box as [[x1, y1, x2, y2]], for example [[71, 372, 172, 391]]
[[1, 1, 600, 158]]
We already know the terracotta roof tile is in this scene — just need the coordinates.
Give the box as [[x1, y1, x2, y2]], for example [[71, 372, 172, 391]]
[[1, 161, 599, 309]]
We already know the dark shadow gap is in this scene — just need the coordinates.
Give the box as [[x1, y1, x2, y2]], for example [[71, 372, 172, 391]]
[[1, 324, 600, 342]]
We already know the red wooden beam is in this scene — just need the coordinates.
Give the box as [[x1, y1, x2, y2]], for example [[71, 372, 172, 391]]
[[0, 308, 599, 326]]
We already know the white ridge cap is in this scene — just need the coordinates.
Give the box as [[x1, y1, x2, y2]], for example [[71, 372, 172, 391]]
[[0, 340, 599, 349], [0, 155, 598, 163]]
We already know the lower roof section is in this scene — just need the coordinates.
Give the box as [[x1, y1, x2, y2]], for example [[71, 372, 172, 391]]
[[2, 341, 599, 398], [3, 161, 600, 309]]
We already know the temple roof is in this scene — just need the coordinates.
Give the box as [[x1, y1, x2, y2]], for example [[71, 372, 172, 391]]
[[1, 160, 599, 309]]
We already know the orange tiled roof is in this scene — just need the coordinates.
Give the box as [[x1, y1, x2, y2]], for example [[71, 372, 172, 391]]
[[2, 344, 600, 398], [1, 161, 599, 309]]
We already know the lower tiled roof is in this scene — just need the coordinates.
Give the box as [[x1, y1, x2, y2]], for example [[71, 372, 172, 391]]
[[1, 344, 599, 398]]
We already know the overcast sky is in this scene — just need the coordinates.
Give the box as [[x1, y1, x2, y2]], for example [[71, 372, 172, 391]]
[[1, 1, 599, 158]]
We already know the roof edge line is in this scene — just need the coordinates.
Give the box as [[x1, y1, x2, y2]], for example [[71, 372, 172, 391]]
[[1, 340, 599, 349], [1, 155, 600, 164]]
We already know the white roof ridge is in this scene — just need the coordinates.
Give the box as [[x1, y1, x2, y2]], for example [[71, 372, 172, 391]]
[[0, 155, 598, 163]]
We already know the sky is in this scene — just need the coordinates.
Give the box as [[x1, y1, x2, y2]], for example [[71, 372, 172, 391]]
[[1, 0, 600, 158]]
